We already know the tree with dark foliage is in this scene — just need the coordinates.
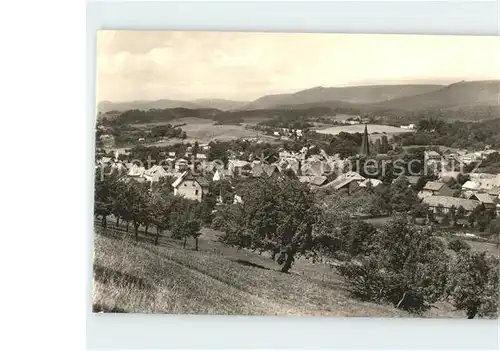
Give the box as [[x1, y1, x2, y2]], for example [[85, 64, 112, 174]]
[[448, 250, 498, 319], [338, 215, 450, 312], [218, 176, 316, 273]]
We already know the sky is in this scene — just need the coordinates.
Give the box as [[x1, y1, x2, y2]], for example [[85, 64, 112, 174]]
[[96, 31, 500, 103]]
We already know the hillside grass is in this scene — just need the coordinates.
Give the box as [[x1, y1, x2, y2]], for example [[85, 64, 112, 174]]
[[92, 228, 468, 317]]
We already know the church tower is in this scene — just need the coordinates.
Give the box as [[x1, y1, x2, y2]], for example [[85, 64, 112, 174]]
[[359, 124, 370, 156]]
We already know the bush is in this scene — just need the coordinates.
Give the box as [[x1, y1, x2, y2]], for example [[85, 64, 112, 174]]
[[448, 238, 471, 253]]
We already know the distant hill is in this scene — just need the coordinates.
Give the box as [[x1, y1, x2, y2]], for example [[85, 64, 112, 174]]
[[98, 99, 199, 113], [369, 80, 500, 110], [98, 98, 247, 113], [241, 84, 444, 110], [191, 98, 247, 111]]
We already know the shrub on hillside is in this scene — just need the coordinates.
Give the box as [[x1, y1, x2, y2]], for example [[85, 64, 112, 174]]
[[448, 238, 471, 253]]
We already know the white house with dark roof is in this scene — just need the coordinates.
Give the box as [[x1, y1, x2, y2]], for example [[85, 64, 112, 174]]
[[172, 169, 209, 202]]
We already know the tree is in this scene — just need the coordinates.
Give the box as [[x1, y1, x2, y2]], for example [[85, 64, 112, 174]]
[[448, 251, 498, 319], [456, 206, 467, 222], [441, 213, 450, 226], [457, 173, 471, 186], [192, 141, 200, 157], [389, 176, 422, 215], [94, 168, 119, 229], [488, 217, 500, 248], [338, 215, 450, 312], [380, 135, 390, 154], [119, 180, 150, 240], [449, 205, 457, 227], [218, 176, 316, 273], [171, 213, 201, 249]]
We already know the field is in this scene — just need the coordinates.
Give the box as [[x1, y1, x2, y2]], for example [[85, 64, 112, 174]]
[[136, 117, 278, 145], [93, 226, 471, 317], [315, 124, 414, 138]]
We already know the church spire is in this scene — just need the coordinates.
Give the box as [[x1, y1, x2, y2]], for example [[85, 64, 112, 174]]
[[360, 123, 370, 156]]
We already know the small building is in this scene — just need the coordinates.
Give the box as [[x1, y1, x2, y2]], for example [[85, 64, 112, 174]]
[[251, 163, 281, 178], [424, 151, 441, 165], [99, 134, 115, 148], [172, 170, 209, 202], [144, 165, 169, 183], [228, 159, 250, 176], [324, 171, 365, 193], [487, 187, 500, 200], [127, 164, 146, 178], [359, 178, 383, 189], [298, 175, 328, 188], [462, 180, 481, 192], [422, 196, 480, 215], [195, 153, 207, 161], [175, 158, 189, 171], [407, 176, 421, 188], [212, 169, 232, 182], [418, 181, 454, 198], [466, 192, 496, 210]]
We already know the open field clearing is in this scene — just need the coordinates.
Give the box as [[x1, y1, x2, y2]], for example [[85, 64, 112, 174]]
[[93, 225, 469, 317], [315, 124, 414, 136], [136, 117, 278, 145]]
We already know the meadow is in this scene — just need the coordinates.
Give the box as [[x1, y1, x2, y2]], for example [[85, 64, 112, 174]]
[[93, 225, 473, 317], [137, 117, 278, 145]]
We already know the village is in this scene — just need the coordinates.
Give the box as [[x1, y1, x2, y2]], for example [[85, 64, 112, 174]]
[[96, 123, 500, 223]]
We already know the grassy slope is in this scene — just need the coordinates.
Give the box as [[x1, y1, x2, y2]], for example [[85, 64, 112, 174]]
[[92, 228, 467, 318]]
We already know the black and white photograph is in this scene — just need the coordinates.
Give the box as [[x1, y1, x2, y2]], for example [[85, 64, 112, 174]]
[[93, 30, 499, 318]]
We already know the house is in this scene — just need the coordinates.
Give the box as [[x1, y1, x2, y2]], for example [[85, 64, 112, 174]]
[[144, 165, 169, 182], [171, 170, 209, 202], [298, 175, 328, 188], [462, 180, 481, 192], [128, 164, 146, 178], [100, 156, 112, 165], [424, 151, 441, 165], [195, 153, 207, 161], [469, 173, 500, 191], [487, 187, 500, 200], [418, 181, 454, 198], [407, 176, 421, 188], [175, 158, 189, 171], [277, 158, 301, 175], [324, 171, 365, 193], [459, 153, 480, 165], [359, 178, 383, 188], [251, 163, 280, 178], [212, 169, 232, 182], [228, 159, 250, 176], [466, 192, 496, 210], [99, 134, 115, 147], [301, 160, 325, 177], [422, 196, 480, 215]]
